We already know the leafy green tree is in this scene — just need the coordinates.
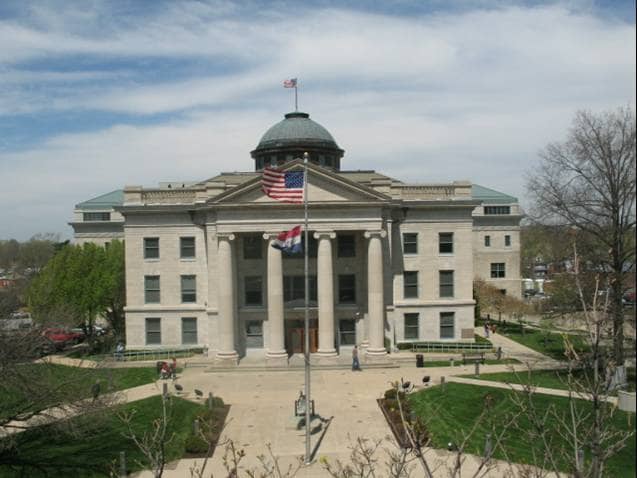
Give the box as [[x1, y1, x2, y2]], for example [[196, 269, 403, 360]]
[[28, 241, 126, 340]]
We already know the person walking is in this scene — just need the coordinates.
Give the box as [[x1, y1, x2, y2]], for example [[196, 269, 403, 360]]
[[352, 345, 361, 371]]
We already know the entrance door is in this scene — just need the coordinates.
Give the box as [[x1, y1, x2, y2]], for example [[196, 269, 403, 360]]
[[286, 320, 318, 354]]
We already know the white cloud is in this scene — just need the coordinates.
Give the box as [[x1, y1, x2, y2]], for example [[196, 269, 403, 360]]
[[0, 2, 634, 239]]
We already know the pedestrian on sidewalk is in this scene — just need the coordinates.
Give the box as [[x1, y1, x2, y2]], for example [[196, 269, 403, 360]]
[[484, 322, 490, 338], [170, 356, 177, 380], [352, 345, 361, 371]]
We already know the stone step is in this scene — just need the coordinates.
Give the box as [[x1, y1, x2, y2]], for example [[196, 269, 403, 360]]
[[200, 361, 400, 373]]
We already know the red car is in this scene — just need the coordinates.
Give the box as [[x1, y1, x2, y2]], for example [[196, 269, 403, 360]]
[[43, 328, 84, 349]]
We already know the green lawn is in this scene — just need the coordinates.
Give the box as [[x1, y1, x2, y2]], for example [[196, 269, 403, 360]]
[[0, 395, 209, 477], [0, 364, 159, 422], [467, 368, 637, 393], [409, 383, 635, 477], [492, 321, 590, 360]]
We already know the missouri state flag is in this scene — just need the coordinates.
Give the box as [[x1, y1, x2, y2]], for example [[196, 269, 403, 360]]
[[271, 226, 302, 254], [261, 167, 304, 203]]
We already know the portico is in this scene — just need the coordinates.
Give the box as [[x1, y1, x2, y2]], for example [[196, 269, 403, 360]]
[[214, 224, 388, 364]]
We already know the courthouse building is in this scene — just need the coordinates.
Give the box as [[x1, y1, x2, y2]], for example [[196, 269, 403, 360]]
[[70, 111, 522, 363]]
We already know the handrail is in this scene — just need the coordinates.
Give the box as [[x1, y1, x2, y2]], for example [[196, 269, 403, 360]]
[[409, 342, 494, 353], [111, 346, 206, 362]]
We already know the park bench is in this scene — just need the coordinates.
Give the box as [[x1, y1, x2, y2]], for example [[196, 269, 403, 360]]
[[462, 352, 485, 364]]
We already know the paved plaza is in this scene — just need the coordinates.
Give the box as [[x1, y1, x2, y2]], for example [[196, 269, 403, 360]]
[[8, 330, 575, 477]]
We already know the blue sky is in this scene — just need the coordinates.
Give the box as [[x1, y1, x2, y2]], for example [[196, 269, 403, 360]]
[[0, 0, 635, 240]]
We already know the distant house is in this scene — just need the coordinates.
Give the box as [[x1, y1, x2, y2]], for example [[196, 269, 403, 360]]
[[0, 276, 15, 289]]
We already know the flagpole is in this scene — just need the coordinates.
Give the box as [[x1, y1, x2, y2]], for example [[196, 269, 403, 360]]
[[303, 152, 311, 465], [295, 84, 298, 112]]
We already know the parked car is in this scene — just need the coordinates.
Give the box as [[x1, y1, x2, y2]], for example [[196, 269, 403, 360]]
[[43, 328, 85, 349]]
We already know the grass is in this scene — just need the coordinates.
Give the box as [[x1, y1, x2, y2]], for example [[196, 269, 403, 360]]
[[0, 395, 212, 477], [0, 364, 159, 422], [465, 368, 637, 393], [490, 320, 590, 360], [409, 383, 635, 477]]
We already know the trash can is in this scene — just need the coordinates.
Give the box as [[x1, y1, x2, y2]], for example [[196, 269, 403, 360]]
[[416, 354, 424, 368]]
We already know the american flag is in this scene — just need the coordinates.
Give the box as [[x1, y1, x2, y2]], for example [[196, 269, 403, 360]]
[[283, 78, 297, 88], [262, 167, 304, 203]]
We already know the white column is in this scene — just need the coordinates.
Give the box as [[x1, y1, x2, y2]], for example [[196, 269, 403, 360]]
[[264, 234, 287, 362], [365, 230, 387, 357], [315, 231, 337, 357], [216, 233, 238, 363]]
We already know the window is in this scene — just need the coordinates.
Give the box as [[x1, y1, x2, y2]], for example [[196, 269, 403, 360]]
[[404, 313, 419, 340], [144, 238, 159, 259], [337, 235, 356, 257], [505, 235, 511, 247], [181, 318, 197, 344], [284, 276, 317, 302], [403, 233, 418, 254], [403, 271, 418, 298], [338, 274, 356, 303], [144, 276, 160, 303], [243, 235, 262, 259], [339, 319, 356, 345], [145, 318, 161, 345], [181, 275, 197, 303], [245, 320, 263, 348], [244, 276, 263, 306], [484, 206, 511, 215], [83, 212, 110, 221], [180, 237, 196, 259], [440, 312, 455, 339], [490, 263, 506, 278], [439, 233, 453, 254], [439, 270, 454, 298], [484, 235, 491, 247]]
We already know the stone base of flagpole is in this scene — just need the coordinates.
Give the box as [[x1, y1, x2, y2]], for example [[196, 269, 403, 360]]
[[215, 351, 239, 367], [265, 350, 289, 367]]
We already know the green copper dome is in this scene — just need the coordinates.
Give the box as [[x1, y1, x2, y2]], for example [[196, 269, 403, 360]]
[[251, 112, 344, 171], [256, 112, 338, 149]]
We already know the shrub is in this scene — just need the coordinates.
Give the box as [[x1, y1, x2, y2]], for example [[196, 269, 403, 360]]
[[184, 434, 209, 454], [383, 389, 406, 401]]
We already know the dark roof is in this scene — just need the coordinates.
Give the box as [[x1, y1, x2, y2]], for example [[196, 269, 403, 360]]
[[254, 112, 340, 150], [75, 190, 124, 209], [472, 184, 517, 204]]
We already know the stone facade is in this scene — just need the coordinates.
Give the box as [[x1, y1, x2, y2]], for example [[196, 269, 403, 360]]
[[70, 113, 522, 362]]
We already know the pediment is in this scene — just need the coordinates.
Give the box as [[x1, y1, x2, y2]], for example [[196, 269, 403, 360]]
[[210, 163, 389, 205]]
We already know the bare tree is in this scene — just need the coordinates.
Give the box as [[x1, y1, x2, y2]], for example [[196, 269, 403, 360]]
[[119, 391, 174, 478], [526, 107, 636, 366]]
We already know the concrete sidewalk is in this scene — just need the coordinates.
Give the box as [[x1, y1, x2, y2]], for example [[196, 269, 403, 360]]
[[476, 327, 561, 367], [0, 381, 162, 438]]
